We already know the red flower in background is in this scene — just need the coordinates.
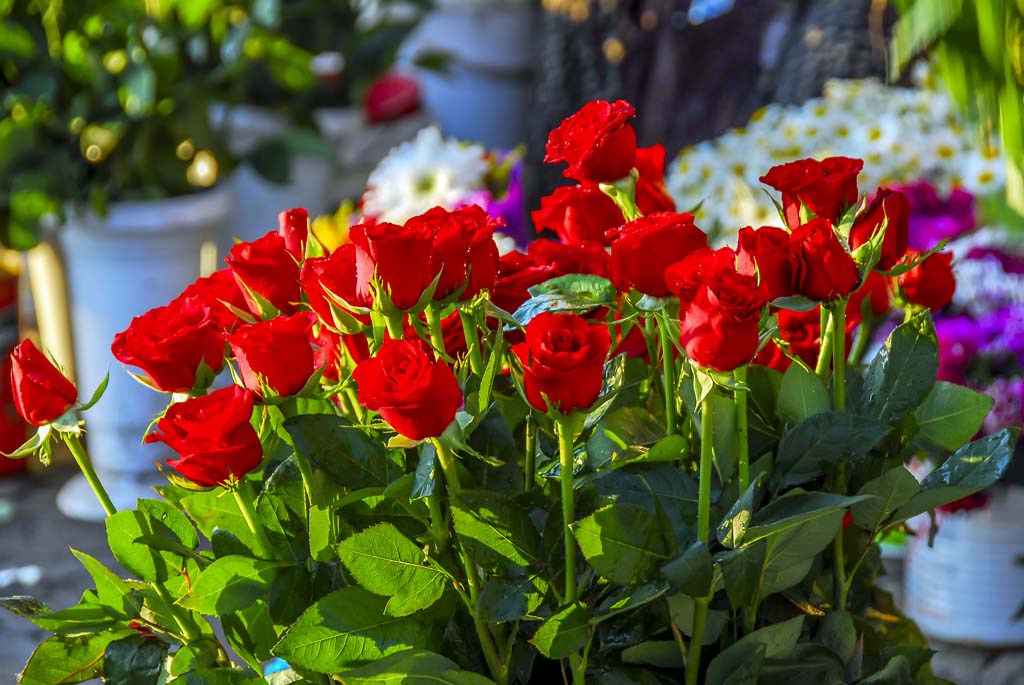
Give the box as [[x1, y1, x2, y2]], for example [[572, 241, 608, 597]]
[[606, 212, 708, 297], [354, 338, 462, 440], [9, 340, 77, 426], [278, 208, 309, 261], [111, 297, 225, 393], [226, 232, 300, 316], [898, 250, 956, 311], [760, 157, 863, 228], [634, 145, 677, 214], [848, 271, 891, 319], [527, 239, 611, 279], [531, 184, 623, 246], [545, 100, 638, 183], [301, 244, 371, 328], [513, 312, 610, 413], [849, 188, 910, 271], [145, 385, 262, 487], [736, 225, 793, 301], [789, 218, 860, 302], [228, 312, 317, 397], [364, 73, 420, 124], [351, 220, 437, 310], [492, 251, 560, 314]]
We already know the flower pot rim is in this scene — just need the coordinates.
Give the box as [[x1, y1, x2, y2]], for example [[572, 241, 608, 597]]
[[64, 185, 233, 235]]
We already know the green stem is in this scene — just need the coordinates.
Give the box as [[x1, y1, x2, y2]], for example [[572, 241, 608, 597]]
[[557, 418, 578, 605], [734, 366, 750, 493], [384, 312, 405, 340], [232, 480, 273, 558], [685, 597, 710, 685], [847, 314, 872, 366], [814, 307, 834, 380], [657, 314, 677, 436], [831, 304, 847, 411], [153, 581, 202, 642], [64, 434, 116, 517], [432, 439, 462, 492], [524, 415, 535, 492], [424, 305, 448, 360], [697, 396, 714, 544], [459, 309, 484, 375]]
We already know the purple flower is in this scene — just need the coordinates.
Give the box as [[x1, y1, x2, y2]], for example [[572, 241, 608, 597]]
[[893, 180, 976, 250], [981, 376, 1024, 434], [459, 160, 526, 247], [935, 315, 981, 384]]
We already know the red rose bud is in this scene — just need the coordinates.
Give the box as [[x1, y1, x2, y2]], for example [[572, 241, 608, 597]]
[[527, 239, 611, 280], [353, 338, 462, 440], [10, 340, 78, 426], [531, 184, 624, 246], [898, 250, 956, 311], [492, 251, 559, 314], [278, 207, 309, 261], [364, 73, 420, 124], [301, 244, 371, 328], [544, 100, 638, 183], [755, 305, 857, 373], [676, 252, 767, 371], [228, 312, 317, 397], [759, 156, 863, 228], [736, 225, 793, 301], [350, 220, 437, 311], [111, 297, 225, 393], [634, 145, 677, 214], [179, 268, 249, 332], [849, 188, 910, 271], [406, 205, 502, 301], [225, 232, 301, 316], [605, 212, 708, 297], [512, 312, 611, 413], [145, 385, 262, 487], [789, 218, 860, 301]]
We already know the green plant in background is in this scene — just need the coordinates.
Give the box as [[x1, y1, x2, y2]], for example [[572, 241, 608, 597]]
[[891, 0, 1024, 215]]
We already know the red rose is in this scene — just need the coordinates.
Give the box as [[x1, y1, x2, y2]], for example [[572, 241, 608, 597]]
[[364, 73, 420, 124], [225, 232, 301, 316], [278, 208, 309, 261], [736, 225, 793, 300], [674, 251, 767, 371], [111, 297, 225, 393], [531, 184, 624, 246], [612, 322, 650, 361], [759, 157, 863, 228], [665, 247, 736, 308], [512, 312, 611, 413], [144, 385, 262, 487], [9, 340, 77, 426], [228, 312, 317, 397], [849, 188, 910, 271], [789, 218, 860, 301], [634, 145, 677, 214], [605, 212, 708, 296], [527, 239, 611, 279], [301, 244, 371, 329], [756, 307, 822, 372], [544, 100, 638, 183], [898, 250, 956, 311], [179, 268, 249, 332], [406, 205, 501, 301], [353, 338, 462, 440], [350, 220, 437, 310], [492, 251, 559, 314], [848, 271, 891, 319]]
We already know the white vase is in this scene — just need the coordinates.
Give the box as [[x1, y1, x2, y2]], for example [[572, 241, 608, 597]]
[[904, 485, 1024, 646], [55, 189, 231, 521], [398, 5, 533, 148], [214, 105, 334, 255]]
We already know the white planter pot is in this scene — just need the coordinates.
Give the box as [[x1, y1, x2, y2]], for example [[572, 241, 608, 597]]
[[214, 105, 334, 255], [55, 189, 230, 521], [904, 485, 1024, 646], [399, 6, 533, 148]]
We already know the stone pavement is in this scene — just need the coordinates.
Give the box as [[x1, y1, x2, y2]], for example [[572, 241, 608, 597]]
[[0, 466, 1022, 684]]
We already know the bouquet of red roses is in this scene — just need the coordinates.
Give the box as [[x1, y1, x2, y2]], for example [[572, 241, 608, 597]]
[[2, 100, 1011, 685]]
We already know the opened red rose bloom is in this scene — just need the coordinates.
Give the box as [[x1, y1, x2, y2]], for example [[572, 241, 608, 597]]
[[606, 212, 708, 297], [406, 205, 502, 301], [736, 225, 793, 301], [351, 220, 437, 310], [789, 217, 860, 302], [178, 268, 249, 332], [760, 156, 863, 228], [544, 100, 638, 183], [225, 231, 301, 316], [228, 312, 317, 397], [898, 250, 956, 311], [531, 184, 624, 246]]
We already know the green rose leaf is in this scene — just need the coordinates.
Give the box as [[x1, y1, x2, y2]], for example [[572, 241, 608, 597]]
[[572, 503, 670, 585], [451, 491, 541, 569], [777, 363, 830, 425], [911, 381, 995, 452], [180, 556, 292, 615], [285, 414, 401, 489], [862, 314, 939, 422], [103, 634, 168, 685], [70, 549, 140, 617], [774, 410, 890, 488], [19, 631, 133, 685], [273, 587, 437, 673], [705, 616, 804, 685], [337, 649, 497, 684], [851, 467, 920, 530], [661, 541, 714, 597], [336, 523, 449, 617], [478, 575, 548, 623], [529, 603, 592, 659]]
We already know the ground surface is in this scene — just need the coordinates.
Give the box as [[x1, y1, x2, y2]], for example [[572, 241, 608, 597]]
[[0, 466, 1022, 685]]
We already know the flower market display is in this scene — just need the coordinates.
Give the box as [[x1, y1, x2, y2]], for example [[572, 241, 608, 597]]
[[1, 100, 1016, 685], [667, 76, 1006, 242]]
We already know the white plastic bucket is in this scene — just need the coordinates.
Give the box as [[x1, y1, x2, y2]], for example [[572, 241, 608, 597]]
[[55, 188, 230, 520]]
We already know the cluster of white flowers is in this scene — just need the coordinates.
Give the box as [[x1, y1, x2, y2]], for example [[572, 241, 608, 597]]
[[667, 77, 1005, 239], [361, 126, 490, 224]]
